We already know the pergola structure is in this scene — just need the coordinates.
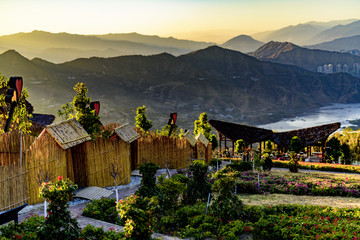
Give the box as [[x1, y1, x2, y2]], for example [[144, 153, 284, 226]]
[[209, 119, 341, 157]]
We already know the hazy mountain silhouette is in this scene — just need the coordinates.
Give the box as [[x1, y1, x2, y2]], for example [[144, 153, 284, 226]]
[[95, 32, 214, 50], [0, 31, 213, 63], [250, 41, 360, 72], [309, 20, 360, 44], [252, 19, 358, 46], [1, 47, 360, 129], [221, 35, 264, 53], [307, 35, 360, 52]]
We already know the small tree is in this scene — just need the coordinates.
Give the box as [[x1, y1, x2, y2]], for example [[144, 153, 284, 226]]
[[235, 139, 246, 154], [194, 112, 218, 150], [326, 137, 342, 163], [183, 160, 211, 204], [194, 112, 211, 138], [58, 82, 100, 136], [289, 136, 303, 172], [341, 142, 351, 164], [39, 176, 79, 240], [158, 123, 179, 137], [135, 105, 153, 133], [290, 136, 303, 154], [135, 163, 160, 198]]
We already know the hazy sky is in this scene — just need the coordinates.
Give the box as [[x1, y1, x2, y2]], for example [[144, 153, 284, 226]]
[[2, 0, 360, 43]]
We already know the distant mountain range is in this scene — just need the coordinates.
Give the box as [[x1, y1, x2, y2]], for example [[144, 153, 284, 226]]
[[250, 41, 360, 73], [1, 18, 360, 64], [0, 30, 214, 63], [1, 47, 360, 129], [307, 35, 360, 52], [251, 19, 359, 46], [220, 35, 264, 53]]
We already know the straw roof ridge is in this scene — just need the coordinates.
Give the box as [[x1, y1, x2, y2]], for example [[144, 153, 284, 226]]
[[272, 122, 341, 148], [208, 119, 273, 144], [209, 119, 341, 148]]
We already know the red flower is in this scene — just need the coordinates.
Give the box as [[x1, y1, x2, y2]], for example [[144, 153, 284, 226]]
[[57, 176, 63, 181]]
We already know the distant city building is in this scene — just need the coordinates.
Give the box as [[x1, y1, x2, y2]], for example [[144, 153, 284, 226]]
[[317, 66, 323, 73], [336, 64, 342, 73], [323, 64, 333, 74], [353, 63, 360, 76], [328, 64, 333, 74], [343, 64, 349, 73]]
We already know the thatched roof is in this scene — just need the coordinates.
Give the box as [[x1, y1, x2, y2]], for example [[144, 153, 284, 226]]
[[272, 122, 341, 148], [196, 132, 209, 146], [40, 118, 91, 150], [113, 123, 140, 143], [209, 119, 341, 148], [184, 131, 197, 147], [209, 119, 273, 145]]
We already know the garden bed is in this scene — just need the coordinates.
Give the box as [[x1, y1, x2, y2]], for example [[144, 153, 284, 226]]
[[273, 159, 360, 174]]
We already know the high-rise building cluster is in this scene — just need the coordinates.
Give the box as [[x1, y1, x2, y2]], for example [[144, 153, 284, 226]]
[[317, 63, 360, 77]]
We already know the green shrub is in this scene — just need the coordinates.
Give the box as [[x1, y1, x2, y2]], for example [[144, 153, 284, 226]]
[[157, 174, 186, 212], [82, 198, 122, 225], [210, 177, 244, 223], [227, 161, 252, 172], [209, 158, 222, 170], [0, 215, 44, 240], [289, 152, 300, 173], [38, 176, 79, 240], [79, 224, 125, 240], [171, 173, 189, 184], [135, 163, 160, 198], [117, 195, 158, 240], [261, 153, 273, 171], [183, 160, 211, 204]]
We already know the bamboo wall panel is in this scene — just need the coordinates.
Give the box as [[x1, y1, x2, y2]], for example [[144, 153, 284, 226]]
[[137, 134, 196, 169], [26, 132, 71, 205], [0, 131, 35, 166], [0, 163, 27, 212], [80, 137, 131, 187]]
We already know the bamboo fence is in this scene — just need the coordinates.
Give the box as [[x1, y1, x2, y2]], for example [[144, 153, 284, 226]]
[[25, 131, 72, 205], [75, 137, 131, 187], [0, 131, 35, 166], [136, 133, 208, 169], [0, 163, 27, 212]]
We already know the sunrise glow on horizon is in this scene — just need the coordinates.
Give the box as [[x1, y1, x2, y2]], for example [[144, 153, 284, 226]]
[[1, 0, 360, 43]]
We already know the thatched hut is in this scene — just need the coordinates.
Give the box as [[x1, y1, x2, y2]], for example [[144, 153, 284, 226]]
[[26, 118, 91, 204]]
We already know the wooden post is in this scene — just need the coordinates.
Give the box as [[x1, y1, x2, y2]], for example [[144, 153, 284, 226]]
[[20, 130, 22, 164]]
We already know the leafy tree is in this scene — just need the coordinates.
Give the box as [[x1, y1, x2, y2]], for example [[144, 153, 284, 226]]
[[194, 112, 212, 138], [158, 123, 179, 137], [135, 105, 153, 133], [290, 136, 303, 154], [0, 75, 32, 134], [209, 134, 218, 150], [326, 137, 342, 162], [183, 160, 211, 204], [194, 112, 218, 150], [341, 142, 352, 164], [58, 82, 100, 136], [235, 139, 246, 154]]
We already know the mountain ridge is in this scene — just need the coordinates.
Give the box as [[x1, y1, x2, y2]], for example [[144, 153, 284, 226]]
[[1, 47, 360, 129], [250, 41, 360, 74]]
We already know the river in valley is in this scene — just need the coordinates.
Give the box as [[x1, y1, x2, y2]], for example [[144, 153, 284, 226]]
[[257, 103, 360, 132]]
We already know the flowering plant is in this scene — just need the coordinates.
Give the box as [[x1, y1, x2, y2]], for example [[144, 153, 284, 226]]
[[117, 194, 158, 240], [38, 176, 79, 240]]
